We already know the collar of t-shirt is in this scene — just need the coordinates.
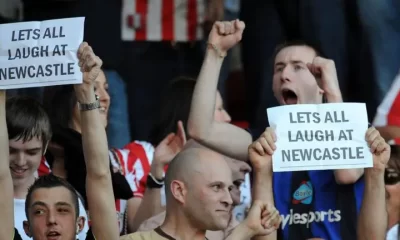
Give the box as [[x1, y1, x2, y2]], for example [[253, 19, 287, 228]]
[[154, 227, 208, 240]]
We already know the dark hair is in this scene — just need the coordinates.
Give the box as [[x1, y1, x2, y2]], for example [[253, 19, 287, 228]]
[[148, 77, 197, 146], [273, 40, 324, 61], [6, 96, 52, 149], [25, 174, 80, 220], [389, 145, 400, 170], [42, 85, 77, 129]]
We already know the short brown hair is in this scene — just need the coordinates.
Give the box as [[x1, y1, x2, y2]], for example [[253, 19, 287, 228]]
[[6, 96, 52, 150]]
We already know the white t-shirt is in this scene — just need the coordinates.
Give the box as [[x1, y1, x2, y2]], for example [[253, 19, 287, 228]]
[[387, 224, 399, 240], [14, 197, 89, 240]]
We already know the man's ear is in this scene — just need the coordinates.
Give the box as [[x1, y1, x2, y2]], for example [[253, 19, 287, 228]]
[[76, 216, 85, 235], [23, 220, 31, 237], [170, 180, 187, 204]]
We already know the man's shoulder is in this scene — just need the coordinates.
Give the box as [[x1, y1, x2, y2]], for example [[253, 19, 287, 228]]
[[120, 230, 161, 240]]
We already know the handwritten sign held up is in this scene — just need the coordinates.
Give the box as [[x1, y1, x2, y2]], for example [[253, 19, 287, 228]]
[[0, 17, 85, 89], [267, 103, 372, 172]]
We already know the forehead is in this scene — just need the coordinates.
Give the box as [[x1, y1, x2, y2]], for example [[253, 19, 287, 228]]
[[274, 45, 317, 64], [30, 186, 75, 208], [9, 136, 42, 150], [195, 156, 233, 185]]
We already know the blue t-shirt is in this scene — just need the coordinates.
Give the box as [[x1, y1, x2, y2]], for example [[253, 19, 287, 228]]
[[249, 128, 365, 240]]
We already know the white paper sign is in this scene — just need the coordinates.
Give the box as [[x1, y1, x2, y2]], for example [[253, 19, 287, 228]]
[[0, 17, 85, 89], [267, 103, 373, 172]]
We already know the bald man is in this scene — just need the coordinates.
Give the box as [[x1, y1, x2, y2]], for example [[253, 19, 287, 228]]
[[137, 143, 251, 240], [121, 147, 280, 240]]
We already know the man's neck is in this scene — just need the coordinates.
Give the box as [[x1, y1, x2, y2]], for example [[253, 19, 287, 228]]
[[13, 176, 35, 199], [161, 210, 207, 240]]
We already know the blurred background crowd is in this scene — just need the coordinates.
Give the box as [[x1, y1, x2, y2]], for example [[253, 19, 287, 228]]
[[1, 0, 399, 148]]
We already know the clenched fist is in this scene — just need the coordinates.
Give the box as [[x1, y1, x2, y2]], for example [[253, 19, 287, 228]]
[[307, 57, 341, 102], [77, 42, 103, 87], [208, 20, 245, 56], [244, 200, 281, 237], [365, 127, 390, 173]]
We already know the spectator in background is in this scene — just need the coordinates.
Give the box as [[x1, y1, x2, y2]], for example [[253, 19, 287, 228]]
[[5, 96, 89, 240], [145, 77, 251, 225], [239, 0, 350, 134], [120, 0, 224, 141], [357, 0, 400, 120], [0, 0, 22, 23], [22, 0, 131, 148]]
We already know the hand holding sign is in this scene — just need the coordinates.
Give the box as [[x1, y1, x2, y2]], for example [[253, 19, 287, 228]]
[[248, 128, 276, 174], [267, 103, 373, 172], [366, 127, 390, 173], [77, 42, 102, 87], [208, 19, 245, 56]]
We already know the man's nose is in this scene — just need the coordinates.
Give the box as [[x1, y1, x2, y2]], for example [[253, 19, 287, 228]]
[[280, 66, 292, 83], [221, 188, 233, 207], [46, 211, 57, 226], [14, 153, 27, 166]]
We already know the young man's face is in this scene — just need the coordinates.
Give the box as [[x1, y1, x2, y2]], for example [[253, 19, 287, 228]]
[[9, 137, 43, 186], [24, 186, 84, 240], [272, 45, 323, 105]]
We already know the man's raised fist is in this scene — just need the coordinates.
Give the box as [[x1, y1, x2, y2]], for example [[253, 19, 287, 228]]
[[208, 19, 245, 56]]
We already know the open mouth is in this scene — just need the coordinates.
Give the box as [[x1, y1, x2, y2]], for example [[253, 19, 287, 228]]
[[47, 231, 61, 239], [282, 89, 298, 105]]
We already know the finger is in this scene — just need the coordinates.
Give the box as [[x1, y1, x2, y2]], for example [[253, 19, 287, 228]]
[[224, 22, 232, 35], [365, 126, 376, 140], [84, 54, 96, 72], [253, 141, 265, 156], [234, 19, 245, 41], [176, 120, 187, 144], [161, 133, 176, 145], [266, 210, 280, 228], [366, 129, 380, 147], [81, 45, 93, 62], [306, 63, 313, 74], [258, 137, 273, 155], [215, 21, 225, 35], [261, 208, 272, 218], [375, 140, 387, 154], [266, 127, 277, 142], [77, 42, 88, 57], [263, 129, 276, 150], [230, 20, 237, 34]]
